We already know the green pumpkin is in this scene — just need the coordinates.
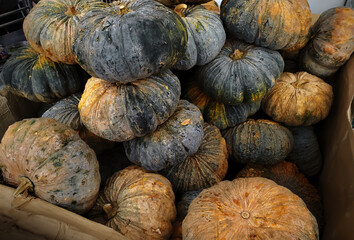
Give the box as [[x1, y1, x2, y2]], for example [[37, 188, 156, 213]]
[[0, 45, 82, 103]]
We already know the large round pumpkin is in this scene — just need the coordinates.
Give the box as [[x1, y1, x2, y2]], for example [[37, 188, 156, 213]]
[[262, 72, 334, 126], [173, 4, 226, 70], [23, 0, 109, 64], [0, 118, 100, 214], [222, 119, 294, 165], [73, 0, 188, 83], [88, 166, 176, 240], [78, 70, 181, 142], [299, 7, 354, 78], [182, 177, 319, 239], [220, 0, 312, 52], [195, 39, 284, 105], [0, 45, 82, 103], [162, 123, 228, 194], [124, 100, 204, 171]]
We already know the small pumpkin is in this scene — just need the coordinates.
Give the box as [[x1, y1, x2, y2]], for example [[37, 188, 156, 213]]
[[23, 0, 109, 64], [88, 165, 176, 240], [220, 0, 312, 52], [124, 100, 204, 171], [262, 72, 334, 126], [182, 177, 319, 239], [0, 45, 82, 103], [0, 118, 100, 214], [222, 119, 294, 165], [78, 70, 181, 142], [173, 4, 226, 70], [73, 0, 188, 83], [162, 123, 228, 194], [299, 8, 354, 78], [195, 39, 284, 105]]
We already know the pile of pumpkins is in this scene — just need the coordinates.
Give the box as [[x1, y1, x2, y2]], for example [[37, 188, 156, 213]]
[[0, 0, 353, 239]]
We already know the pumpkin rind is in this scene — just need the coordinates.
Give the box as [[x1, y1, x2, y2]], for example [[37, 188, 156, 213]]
[[220, 0, 312, 52], [0, 46, 82, 103], [88, 166, 176, 240], [262, 72, 334, 126], [162, 123, 228, 193], [124, 100, 204, 171], [78, 70, 181, 142], [222, 119, 294, 165], [0, 118, 100, 214], [156, 0, 210, 7], [23, 0, 109, 64], [182, 177, 319, 239], [73, 0, 188, 83], [299, 7, 354, 78]]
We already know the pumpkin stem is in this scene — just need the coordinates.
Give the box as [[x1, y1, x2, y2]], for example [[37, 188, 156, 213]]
[[113, 4, 130, 15], [230, 49, 244, 61], [65, 6, 79, 17], [174, 4, 188, 18], [103, 203, 118, 219], [241, 211, 250, 219], [13, 176, 34, 197]]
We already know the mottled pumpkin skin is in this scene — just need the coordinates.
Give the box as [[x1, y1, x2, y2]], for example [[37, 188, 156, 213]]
[[124, 100, 204, 171], [23, 0, 109, 64], [73, 0, 188, 83], [184, 81, 260, 130], [182, 177, 319, 239], [220, 0, 312, 52], [286, 126, 322, 177], [0, 118, 100, 214], [0, 46, 82, 103], [79, 70, 181, 142], [299, 8, 354, 78], [196, 39, 284, 105], [262, 72, 334, 126], [162, 123, 228, 194], [173, 5, 225, 70], [156, 0, 210, 7], [88, 166, 176, 240], [222, 119, 294, 165]]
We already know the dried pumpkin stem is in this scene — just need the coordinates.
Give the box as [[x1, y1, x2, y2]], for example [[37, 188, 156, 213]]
[[103, 203, 118, 219], [174, 4, 188, 18], [13, 176, 34, 197], [230, 49, 244, 60], [65, 6, 78, 16]]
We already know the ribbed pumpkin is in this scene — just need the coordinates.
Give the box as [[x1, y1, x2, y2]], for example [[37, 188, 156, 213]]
[[78, 70, 181, 142], [182, 177, 319, 239], [124, 100, 204, 171], [286, 126, 322, 177], [73, 0, 188, 83], [262, 72, 334, 126], [0, 45, 82, 103], [220, 0, 312, 52], [23, 0, 109, 64], [222, 119, 294, 165], [184, 81, 261, 130], [196, 39, 284, 105], [172, 4, 225, 70], [299, 7, 354, 78], [88, 166, 176, 240], [162, 123, 228, 194], [0, 118, 100, 214]]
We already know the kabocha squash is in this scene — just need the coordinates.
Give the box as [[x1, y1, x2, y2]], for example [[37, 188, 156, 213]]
[[0, 118, 100, 214], [162, 123, 228, 194], [79, 70, 181, 142], [262, 72, 334, 126], [0, 45, 82, 103], [184, 81, 261, 130], [182, 177, 319, 239], [286, 126, 322, 177], [23, 0, 109, 64], [222, 119, 294, 165], [220, 0, 312, 52], [196, 39, 284, 105], [73, 0, 188, 83], [299, 7, 354, 78], [88, 166, 176, 240], [124, 100, 204, 171], [173, 4, 226, 70]]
